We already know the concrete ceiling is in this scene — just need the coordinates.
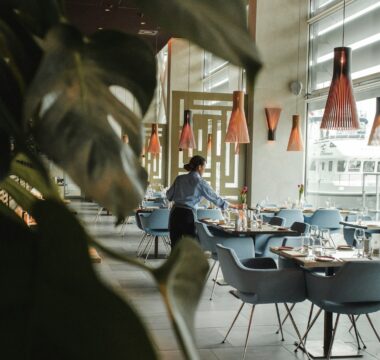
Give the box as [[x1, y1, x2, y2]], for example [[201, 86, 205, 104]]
[[64, 0, 171, 52]]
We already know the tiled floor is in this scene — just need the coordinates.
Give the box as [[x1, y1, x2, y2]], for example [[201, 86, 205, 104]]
[[72, 200, 380, 359]]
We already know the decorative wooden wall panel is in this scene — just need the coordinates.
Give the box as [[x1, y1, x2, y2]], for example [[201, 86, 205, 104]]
[[170, 91, 246, 200], [142, 124, 166, 185]]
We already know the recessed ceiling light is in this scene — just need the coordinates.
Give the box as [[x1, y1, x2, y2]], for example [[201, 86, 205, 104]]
[[105, 8, 110, 12], [98, 27, 103, 30], [141, 21, 146, 25]]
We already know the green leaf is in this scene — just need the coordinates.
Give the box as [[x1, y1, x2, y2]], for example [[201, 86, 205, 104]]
[[1, 0, 63, 38], [0, 215, 36, 360], [10, 153, 59, 200], [30, 199, 158, 359], [0, 129, 11, 180], [25, 24, 156, 217], [136, 0, 262, 82], [153, 237, 209, 360], [0, 201, 26, 226]]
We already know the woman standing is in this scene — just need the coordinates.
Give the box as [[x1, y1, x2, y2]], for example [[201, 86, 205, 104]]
[[166, 155, 239, 248]]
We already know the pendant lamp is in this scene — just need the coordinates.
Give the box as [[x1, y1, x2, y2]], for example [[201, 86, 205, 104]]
[[287, 115, 303, 151], [320, 47, 359, 130], [147, 124, 160, 157], [179, 110, 196, 150], [206, 133, 212, 156], [368, 97, 380, 146], [225, 90, 250, 153], [265, 108, 281, 141]]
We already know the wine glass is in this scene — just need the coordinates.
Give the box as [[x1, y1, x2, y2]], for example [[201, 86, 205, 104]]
[[354, 229, 365, 257], [302, 233, 314, 260], [256, 214, 263, 229], [310, 225, 319, 239], [320, 228, 331, 249]]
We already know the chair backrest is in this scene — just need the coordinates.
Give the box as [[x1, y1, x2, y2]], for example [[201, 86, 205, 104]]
[[216, 244, 306, 304], [195, 221, 214, 253], [283, 236, 303, 248], [135, 212, 150, 230], [269, 216, 285, 226], [307, 209, 342, 230], [276, 209, 304, 227], [140, 209, 169, 230], [290, 221, 310, 234], [196, 208, 224, 221], [142, 199, 166, 208], [307, 261, 380, 303], [195, 221, 254, 259]]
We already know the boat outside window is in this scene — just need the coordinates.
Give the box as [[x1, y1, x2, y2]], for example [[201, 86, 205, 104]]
[[337, 161, 346, 172], [348, 160, 362, 172], [363, 161, 375, 172]]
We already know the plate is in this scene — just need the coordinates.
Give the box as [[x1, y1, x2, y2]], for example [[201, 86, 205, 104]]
[[278, 246, 293, 251], [337, 245, 354, 251], [277, 227, 289, 231], [315, 256, 335, 262]]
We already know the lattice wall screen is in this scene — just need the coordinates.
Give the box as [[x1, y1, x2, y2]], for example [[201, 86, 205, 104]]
[[170, 91, 246, 200], [142, 123, 166, 185]]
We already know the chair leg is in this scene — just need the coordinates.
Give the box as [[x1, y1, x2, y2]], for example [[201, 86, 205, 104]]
[[366, 314, 380, 342], [304, 303, 314, 345], [349, 315, 366, 350], [242, 305, 255, 360], [284, 303, 311, 360], [275, 303, 284, 341], [209, 264, 220, 301], [136, 233, 148, 256], [206, 260, 217, 283], [144, 236, 155, 263], [138, 234, 151, 257], [221, 302, 245, 343], [275, 303, 296, 334], [327, 314, 340, 360], [94, 207, 103, 223], [348, 314, 360, 332], [294, 308, 322, 352]]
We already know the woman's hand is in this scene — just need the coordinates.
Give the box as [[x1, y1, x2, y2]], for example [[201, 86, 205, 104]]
[[229, 203, 243, 209]]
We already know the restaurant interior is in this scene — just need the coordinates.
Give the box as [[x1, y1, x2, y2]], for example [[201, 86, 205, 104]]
[[2, 0, 380, 359]]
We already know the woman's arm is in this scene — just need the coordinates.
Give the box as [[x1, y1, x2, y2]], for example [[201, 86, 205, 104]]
[[166, 179, 176, 201], [199, 179, 229, 210]]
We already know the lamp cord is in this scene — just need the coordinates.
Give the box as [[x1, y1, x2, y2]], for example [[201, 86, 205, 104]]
[[295, 0, 302, 114], [187, 40, 191, 109], [342, 0, 346, 46]]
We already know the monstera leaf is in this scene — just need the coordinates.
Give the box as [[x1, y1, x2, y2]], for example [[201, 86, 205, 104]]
[[25, 24, 156, 217], [136, 0, 261, 82], [155, 239, 209, 360], [28, 199, 158, 359]]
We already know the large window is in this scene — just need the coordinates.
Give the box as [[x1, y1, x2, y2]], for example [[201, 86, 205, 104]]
[[306, 1, 380, 211], [309, 0, 380, 92]]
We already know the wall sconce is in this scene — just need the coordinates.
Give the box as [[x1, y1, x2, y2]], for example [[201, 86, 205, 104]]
[[265, 108, 282, 141]]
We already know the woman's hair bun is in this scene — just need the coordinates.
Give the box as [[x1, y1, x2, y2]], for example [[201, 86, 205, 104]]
[[184, 155, 206, 172]]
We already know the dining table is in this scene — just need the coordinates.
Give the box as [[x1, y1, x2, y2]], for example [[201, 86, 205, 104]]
[[200, 219, 299, 239], [340, 221, 380, 234], [271, 246, 373, 359]]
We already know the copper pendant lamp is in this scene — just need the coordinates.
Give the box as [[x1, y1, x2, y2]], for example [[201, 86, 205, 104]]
[[320, 47, 359, 130], [265, 108, 281, 141], [368, 97, 380, 146], [147, 124, 160, 156], [179, 110, 196, 150], [225, 90, 250, 152], [287, 115, 303, 151]]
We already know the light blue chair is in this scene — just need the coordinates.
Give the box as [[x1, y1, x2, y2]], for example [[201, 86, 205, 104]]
[[196, 208, 224, 221], [255, 216, 285, 257], [304, 209, 342, 234], [216, 244, 308, 360], [195, 221, 254, 300], [277, 209, 304, 227], [139, 209, 170, 262], [297, 262, 380, 359], [142, 199, 166, 208], [261, 222, 310, 259], [343, 215, 372, 247]]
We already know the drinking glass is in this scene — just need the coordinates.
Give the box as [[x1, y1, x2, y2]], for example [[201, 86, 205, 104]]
[[354, 229, 365, 257], [320, 228, 331, 249], [302, 234, 314, 260], [256, 214, 263, 229], [310, 225, 319, 239]]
